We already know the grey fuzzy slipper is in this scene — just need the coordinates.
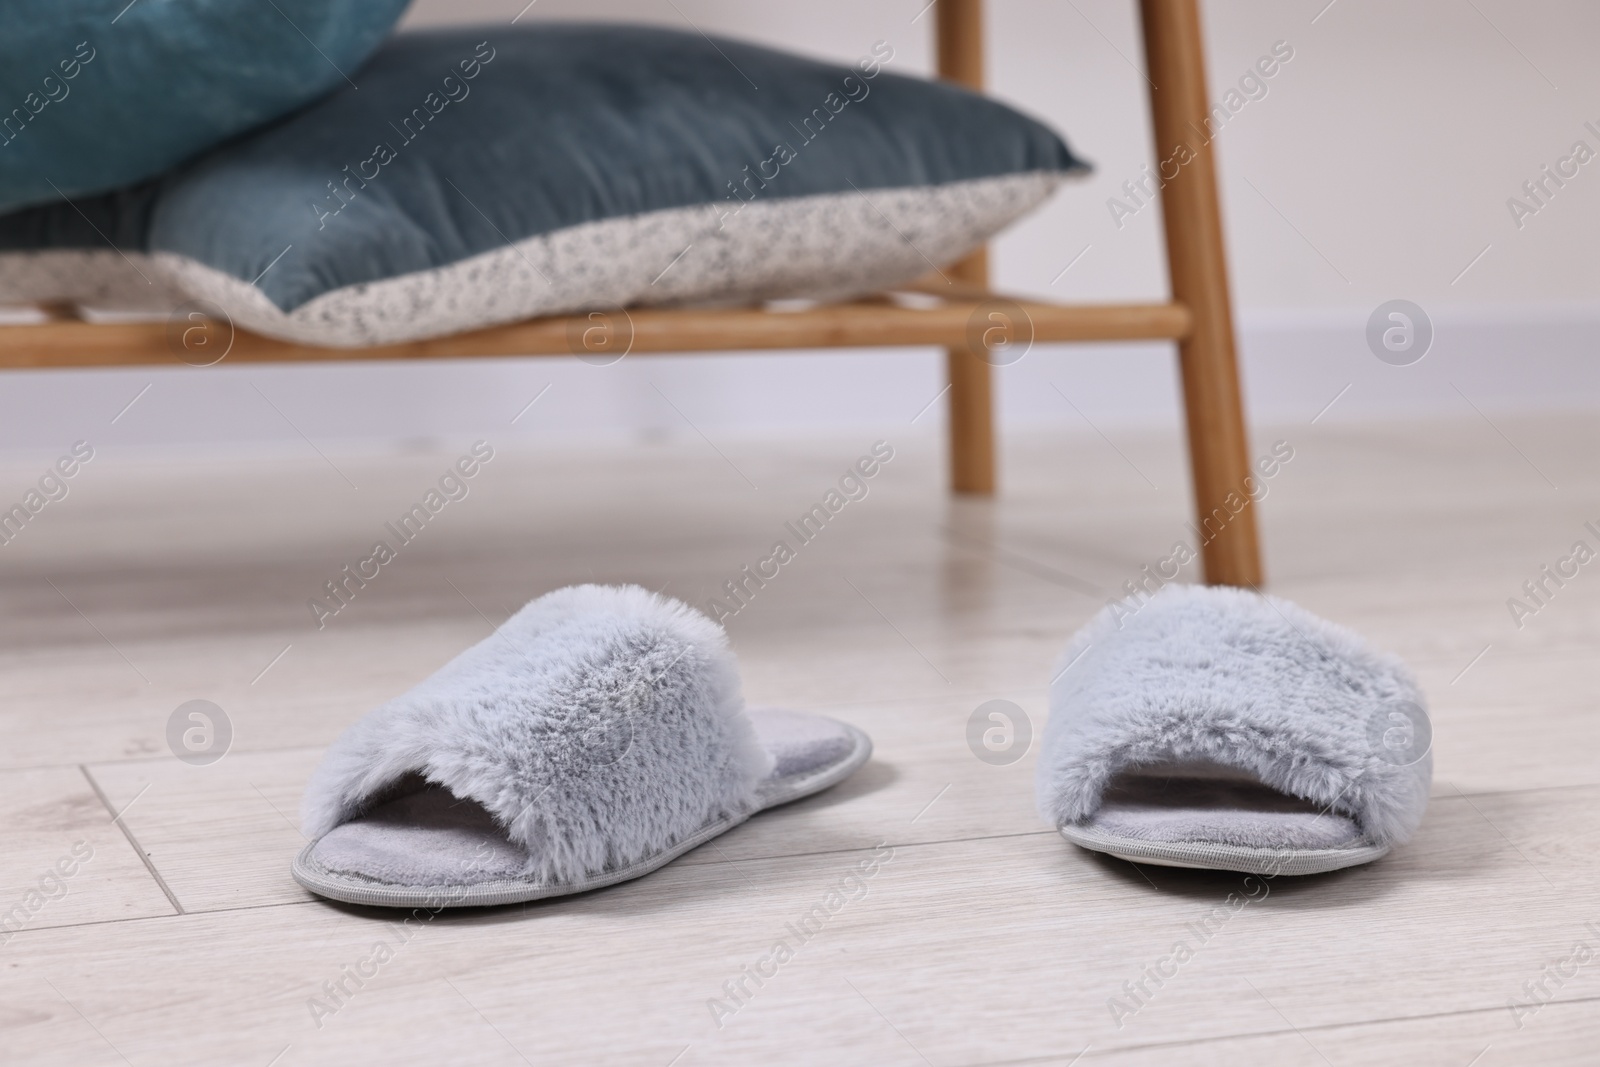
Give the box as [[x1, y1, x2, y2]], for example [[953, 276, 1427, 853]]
[[293, 584, 871, 908], [1037, 584, 1431, 876]]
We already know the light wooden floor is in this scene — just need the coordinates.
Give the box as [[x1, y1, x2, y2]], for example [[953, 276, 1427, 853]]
[[3, 411, 1599, 1066]]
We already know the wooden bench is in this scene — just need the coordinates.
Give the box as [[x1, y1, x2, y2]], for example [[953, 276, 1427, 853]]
[[0, 0, 1262, 586]]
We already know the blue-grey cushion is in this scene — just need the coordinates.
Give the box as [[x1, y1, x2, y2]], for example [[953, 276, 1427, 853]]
[[1, 24, 1087, 344], [0, 0, 410, 215], [0, 183, 169, 305]]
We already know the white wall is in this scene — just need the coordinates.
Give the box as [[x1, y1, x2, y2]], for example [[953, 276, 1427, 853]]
[[3, 0, 1596, 454]]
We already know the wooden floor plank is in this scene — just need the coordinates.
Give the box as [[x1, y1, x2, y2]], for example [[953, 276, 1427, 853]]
[[86, 753, 320, 913], [0, 766, 177, 937]]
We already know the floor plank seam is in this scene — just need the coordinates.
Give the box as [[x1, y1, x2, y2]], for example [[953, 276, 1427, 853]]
[[78, 764, 187, 916], [939, 525, 1105, 597], [9, 897, 320, 940], [959, 992, 1600, 1066], [680, 828, 1061, 869]]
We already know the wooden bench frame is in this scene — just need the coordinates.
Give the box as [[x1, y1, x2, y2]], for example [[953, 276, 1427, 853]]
[[0, 0, 1262, 586]]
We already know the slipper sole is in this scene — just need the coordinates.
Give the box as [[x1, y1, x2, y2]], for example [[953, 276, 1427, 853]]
[[1057, 821, 1390, 877]]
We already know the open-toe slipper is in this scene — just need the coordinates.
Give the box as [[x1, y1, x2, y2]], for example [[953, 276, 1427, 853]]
[[293, 584, 871, 908], [1037, 584, 1431, 876]]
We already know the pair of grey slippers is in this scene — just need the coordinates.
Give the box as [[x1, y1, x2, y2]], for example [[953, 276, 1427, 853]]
[[293, 583, 1432, 908]]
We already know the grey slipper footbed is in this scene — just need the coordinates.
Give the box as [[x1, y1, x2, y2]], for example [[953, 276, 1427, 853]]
[[293, 585, 872, 909], [1055, 765, 1391, 876], [1037, 584, 1432, 876]]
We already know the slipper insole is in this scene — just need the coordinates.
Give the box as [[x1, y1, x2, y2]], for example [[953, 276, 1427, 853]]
[[1080, 762, 1365, 852], [306, 708, 861, 890]]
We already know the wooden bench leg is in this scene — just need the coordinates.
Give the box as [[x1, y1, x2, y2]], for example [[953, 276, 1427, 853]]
[[947, 345, 996, 495], [938, 0, 997, 496], [1140, 0, 1264, 586], [946, 249, 997, 495]]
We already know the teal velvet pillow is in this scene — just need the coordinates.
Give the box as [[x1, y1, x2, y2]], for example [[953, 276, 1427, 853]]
[[0, 0, 411, 214], [151, 25, 1084, 345]]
